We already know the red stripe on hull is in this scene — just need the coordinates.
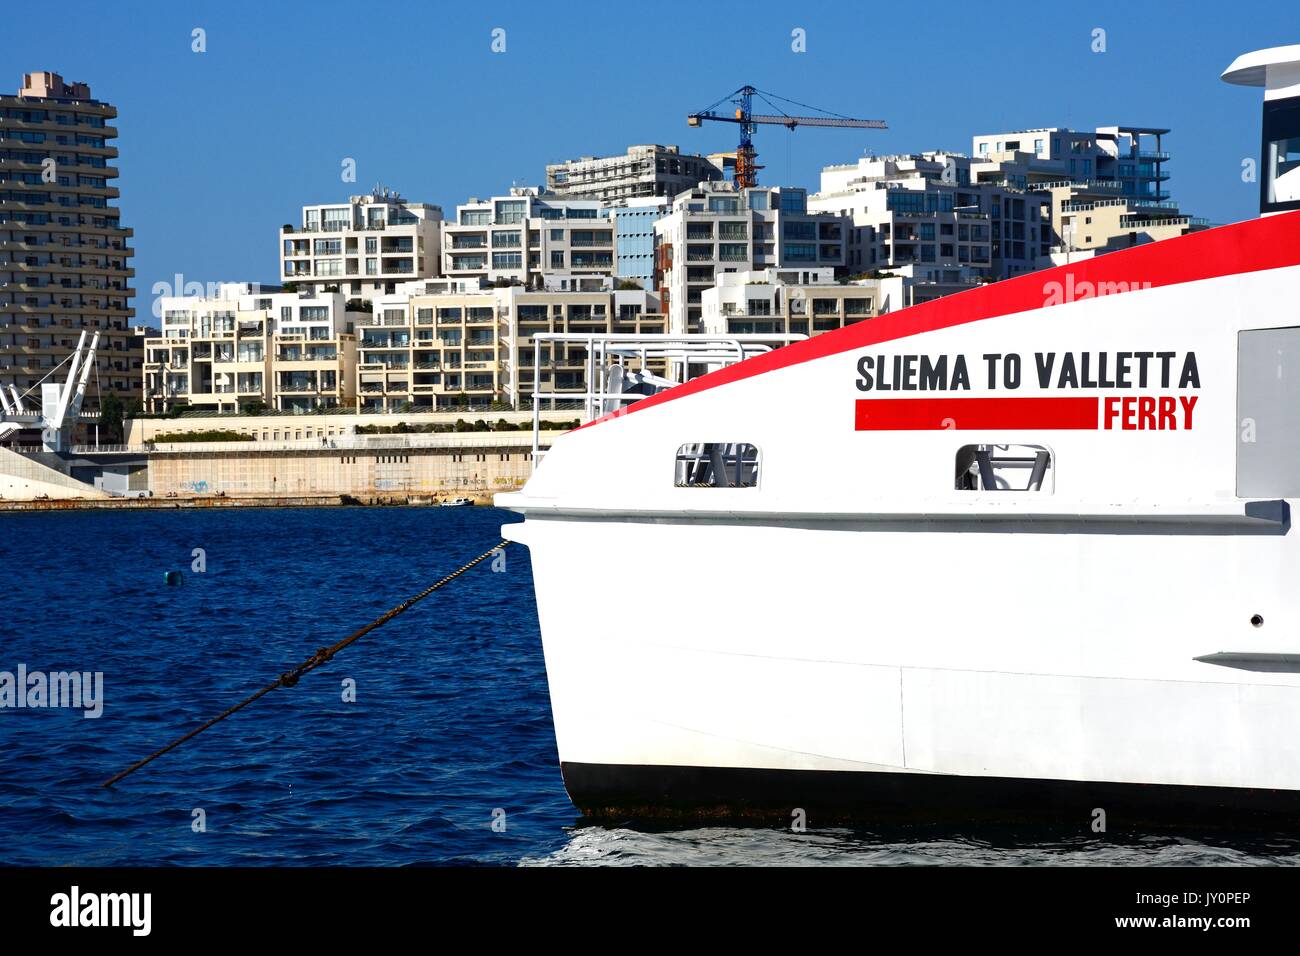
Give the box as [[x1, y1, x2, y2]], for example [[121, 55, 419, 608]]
[[854, 396, 1100, 431]]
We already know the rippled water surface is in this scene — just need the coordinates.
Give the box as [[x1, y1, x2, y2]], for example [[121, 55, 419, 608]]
[[1, 506, 1298, 866]]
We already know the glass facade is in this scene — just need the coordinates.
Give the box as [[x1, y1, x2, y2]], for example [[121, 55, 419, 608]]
[[612, 206, 661, 288]]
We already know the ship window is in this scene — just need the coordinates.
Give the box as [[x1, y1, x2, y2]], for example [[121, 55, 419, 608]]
[[1262, 98, 1300, 213], [675, 443, 759, 488], [956, 444, 1052, 492], [1237, 327, 1300, 496]]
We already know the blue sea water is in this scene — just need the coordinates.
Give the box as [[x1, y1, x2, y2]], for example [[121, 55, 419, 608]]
[[1, 506, 1299, 867]]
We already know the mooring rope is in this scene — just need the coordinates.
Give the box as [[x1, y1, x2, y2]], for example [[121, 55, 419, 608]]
[[102, 540, 511, 788]]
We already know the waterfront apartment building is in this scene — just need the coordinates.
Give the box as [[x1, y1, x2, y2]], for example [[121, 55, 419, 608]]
[[700, 268, 881, 338], [654, 182, 850, 334], [545, 144, 723, 203], [0, 71, 139, 410], [1046, 190, 1208, 264], [143, 284, 359, 414], [810, 153, 1048, 283], [964, 129, 1205, 264], [362, 280, 510, 412], [699, 267, 976, 340], [441, 188, 615, 288], [511, 283, 665, 403], [280, 187, 443, 302], [359, 279, 665, 411], [972, 126, 1171, 206]]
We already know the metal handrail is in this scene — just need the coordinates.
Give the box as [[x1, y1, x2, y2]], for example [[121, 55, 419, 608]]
[[524, 332, 806, 462]]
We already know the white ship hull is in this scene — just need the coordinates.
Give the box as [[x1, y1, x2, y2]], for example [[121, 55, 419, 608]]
[[509, 506, 1300, 823]]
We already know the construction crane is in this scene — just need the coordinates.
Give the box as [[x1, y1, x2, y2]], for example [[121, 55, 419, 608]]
[[688, 86, 886, 190]]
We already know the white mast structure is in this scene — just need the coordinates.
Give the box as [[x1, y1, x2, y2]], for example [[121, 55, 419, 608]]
[[0, 331, 101, 452]]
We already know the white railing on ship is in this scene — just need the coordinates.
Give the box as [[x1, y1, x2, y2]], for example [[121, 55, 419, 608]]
[[524, 332, 807, 464]]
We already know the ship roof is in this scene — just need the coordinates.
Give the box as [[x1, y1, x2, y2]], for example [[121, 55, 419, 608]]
[[1222, 45, 1300, 86]]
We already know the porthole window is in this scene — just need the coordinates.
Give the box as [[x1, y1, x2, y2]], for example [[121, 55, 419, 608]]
[[956, 444, 1052, 492], [675, 443, 760, 488]]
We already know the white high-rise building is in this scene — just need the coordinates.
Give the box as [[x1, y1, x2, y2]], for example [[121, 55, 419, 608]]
[[441, 188, 615, 288], [546, 144, 723, 202], [654, 182, 849, 334], [811, 152, 1047, 283], [279, 187, 443, 302], [971, 126, 1171, 205]]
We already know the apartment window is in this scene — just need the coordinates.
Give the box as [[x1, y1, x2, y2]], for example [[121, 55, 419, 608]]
[[493, 230, 522, 248], [495, 200, 526, 224], [493, 251, 522, 269], [314, 238, 342, 255], [461, 210, 490, 226], [674, 443, 760, 488], [322, 208, 350, 231], [779, 189, 807, 213], [365, 237, 377, 254], [708, 197, 740, 214], [366, 257, 379, 275], [550, 251, 565, 268], [956, 444, 1052, 492], [315, 258, 343, 276], [748, 191, 769, 210], [550, 229, 564, 241], [887, 191, 953, 214]]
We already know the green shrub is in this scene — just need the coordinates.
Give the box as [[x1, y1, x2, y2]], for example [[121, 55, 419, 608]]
[[152, 429, 254, 443]]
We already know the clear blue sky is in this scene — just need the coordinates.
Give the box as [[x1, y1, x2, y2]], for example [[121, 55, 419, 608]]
[[4, 0, 1295, 322]]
